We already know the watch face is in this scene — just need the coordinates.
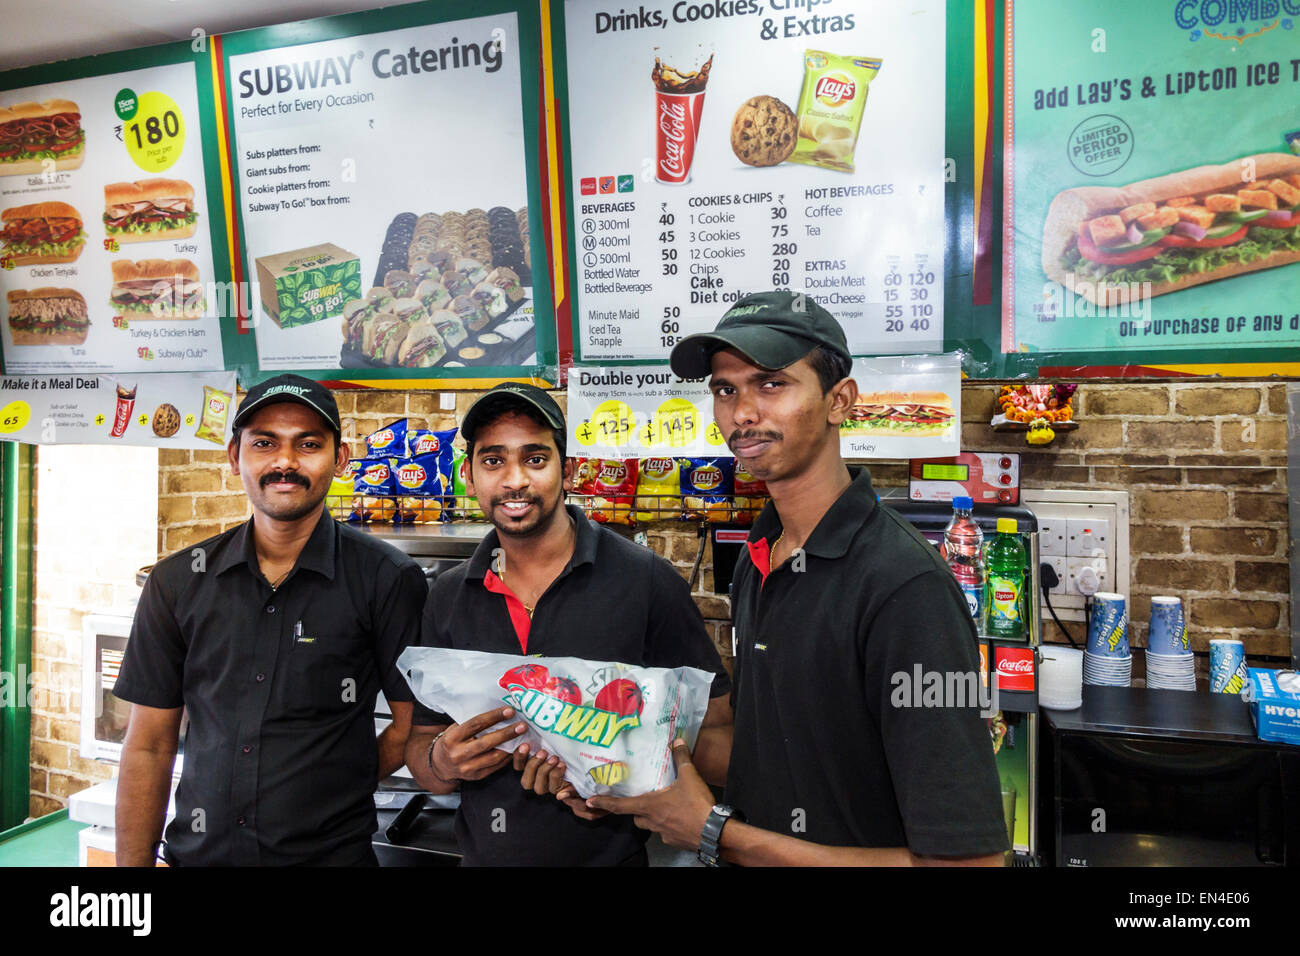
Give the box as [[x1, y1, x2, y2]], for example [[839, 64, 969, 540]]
[[712, 804, 732, 818]]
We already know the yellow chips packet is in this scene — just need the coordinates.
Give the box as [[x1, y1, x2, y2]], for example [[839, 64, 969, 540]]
[[789, 50, 882, 174]]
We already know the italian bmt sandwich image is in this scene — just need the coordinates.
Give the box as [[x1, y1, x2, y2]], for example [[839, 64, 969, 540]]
[[1043, 153, 1300, 307], [0, 99, 84, 175]]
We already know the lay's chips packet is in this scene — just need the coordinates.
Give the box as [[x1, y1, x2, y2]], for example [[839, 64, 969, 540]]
[[391, 452, 446, 524], [365, 419, 409, 458], [451, 447, 485, 520], [732, 463, 770, 526], [407, 426, 457, 459], [350, 457, 395, 523], [574, 457, 638, 526], [680, 457, 734, 523], [634, 456, 683, 522]]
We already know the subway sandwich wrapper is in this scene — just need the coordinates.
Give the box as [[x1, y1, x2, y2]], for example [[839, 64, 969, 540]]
[[397, 647, 715, 798], [255, 243, 362, 329]]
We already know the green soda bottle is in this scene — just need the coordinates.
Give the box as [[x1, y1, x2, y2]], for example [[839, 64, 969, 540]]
[[985, 517, 1026, 639]]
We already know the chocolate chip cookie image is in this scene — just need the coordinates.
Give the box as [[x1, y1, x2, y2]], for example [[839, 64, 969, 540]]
[[730, 95, 798, 167], [152, 403, 180, 438]]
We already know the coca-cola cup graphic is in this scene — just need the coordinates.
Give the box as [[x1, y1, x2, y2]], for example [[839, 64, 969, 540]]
[[653, 55, 712, 185]]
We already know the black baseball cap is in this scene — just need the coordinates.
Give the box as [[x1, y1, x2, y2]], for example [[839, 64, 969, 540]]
[[669, 290, 851, 379], [461, 383, 566, 451], [232, 374, 342, 439]]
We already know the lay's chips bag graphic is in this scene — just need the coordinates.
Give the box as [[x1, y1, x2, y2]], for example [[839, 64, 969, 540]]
[[365, 419, 408, 458], [397, 647, 715, 798], [574, 457, 638, 526], [634, 456, 683, 522], [680, 457, 734, 523], [391, 452, 445, 524]]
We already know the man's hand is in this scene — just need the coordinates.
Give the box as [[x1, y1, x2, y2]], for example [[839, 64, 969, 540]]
[[586, 740, 714, 850], [511, 744, 569, 796], [431, 707, 526, 782]]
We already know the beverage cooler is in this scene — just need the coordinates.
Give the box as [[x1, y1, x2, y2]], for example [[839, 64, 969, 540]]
[[879, 491, 1042, 865]]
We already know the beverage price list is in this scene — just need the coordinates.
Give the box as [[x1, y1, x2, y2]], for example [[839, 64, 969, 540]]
[[559, 0, 946, 361]]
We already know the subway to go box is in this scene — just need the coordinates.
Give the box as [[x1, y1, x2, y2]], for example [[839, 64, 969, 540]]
[[256, 243, 362, 329], [1244, 668, 1300, 746]]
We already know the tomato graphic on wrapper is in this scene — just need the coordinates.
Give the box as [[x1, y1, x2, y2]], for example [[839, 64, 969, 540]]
[[543, 676, 582, 705], [499, 663, 549, 691], [595, 678, 644, 716]]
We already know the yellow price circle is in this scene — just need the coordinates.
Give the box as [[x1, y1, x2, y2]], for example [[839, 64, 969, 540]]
[[651, 398, 699, 448], [138, 413, 149, 426], [705, 421, 726, 446], [0, 400, 31, 434], [588, 400, 637, 448], [124, 91, 186, 173], [94, 413, 106, 426], [185, 413, 196, 426]]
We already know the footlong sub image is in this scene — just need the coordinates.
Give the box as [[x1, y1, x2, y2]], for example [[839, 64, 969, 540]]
[[1043, 153, 1300, 307]]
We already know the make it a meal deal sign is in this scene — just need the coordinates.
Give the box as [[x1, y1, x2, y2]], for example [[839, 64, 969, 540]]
[[1004, 1, 1300, 356], [567, 366, 722, 458], [0, 370, 235, 449], [0, 63, 224, 374], [559, 0, 945, 361], [228, 9, 539, 372], [839, 352, 960, 459]]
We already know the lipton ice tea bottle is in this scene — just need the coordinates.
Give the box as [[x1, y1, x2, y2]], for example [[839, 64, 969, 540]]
[[985, 518, 1026, 640]]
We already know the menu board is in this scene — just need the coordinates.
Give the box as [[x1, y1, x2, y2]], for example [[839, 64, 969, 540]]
[[224, 2, 554, 379], [1004, 0, 1300, 358], [0, 62, 226, 374], [555, 0, 946, 361]]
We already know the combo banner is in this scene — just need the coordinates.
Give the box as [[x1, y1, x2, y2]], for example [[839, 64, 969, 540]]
[[1003, 0, 1300, 362]]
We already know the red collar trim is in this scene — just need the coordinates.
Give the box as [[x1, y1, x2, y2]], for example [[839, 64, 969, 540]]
[[746, 536, 772, 583], [482, 569, 531, 654]]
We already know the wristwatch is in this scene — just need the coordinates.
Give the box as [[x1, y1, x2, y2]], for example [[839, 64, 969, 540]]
[[698, 804, 743, 866]]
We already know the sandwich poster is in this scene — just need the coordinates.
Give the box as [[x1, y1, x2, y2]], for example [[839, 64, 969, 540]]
[[567, 352, 959, 460], [223, 1, 554, 379], [1003, 0, 1300, 356], [839, 352, 960, 459], [0, 62, 226, 374], [0, 370, 235, 449], [553, 0, 946, 362]]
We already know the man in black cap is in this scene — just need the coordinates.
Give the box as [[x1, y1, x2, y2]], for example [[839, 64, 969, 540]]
[[589, 291, 1008, 866], [114, 374, 427, 866], [402, 383, 733, 866]]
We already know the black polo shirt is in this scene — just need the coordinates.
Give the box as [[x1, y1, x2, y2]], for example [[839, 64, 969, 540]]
[[411, 505, 731, 867], [114, 509, 427, 866], [724, 467, 1009, 858]]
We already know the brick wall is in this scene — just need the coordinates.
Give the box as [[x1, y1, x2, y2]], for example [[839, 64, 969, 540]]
[[147, 380, 1290, 683], [29, 445, 158, 818], [958, 381, 1290, 681]]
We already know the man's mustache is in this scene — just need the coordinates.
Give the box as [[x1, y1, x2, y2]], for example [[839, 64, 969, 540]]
[[261, 471, 310, 489], [727, 429, 782, 452]]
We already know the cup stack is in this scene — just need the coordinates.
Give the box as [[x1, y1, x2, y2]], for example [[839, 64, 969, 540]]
[[1083, 592, 1131, 686], [1144, 596, 1195, 691], [1039, 646, 1083, 710]]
